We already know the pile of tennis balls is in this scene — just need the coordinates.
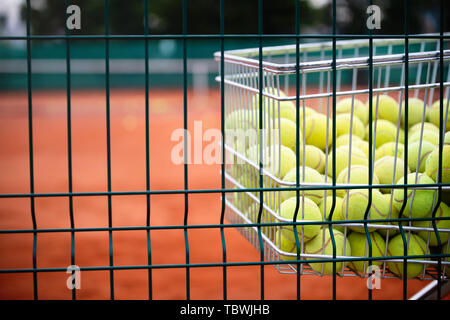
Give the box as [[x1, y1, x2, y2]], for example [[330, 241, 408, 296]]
[[227, 90, 450, 278]]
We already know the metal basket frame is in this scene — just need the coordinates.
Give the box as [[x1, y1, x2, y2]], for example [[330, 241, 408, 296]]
[[218, 35, 450, 282]]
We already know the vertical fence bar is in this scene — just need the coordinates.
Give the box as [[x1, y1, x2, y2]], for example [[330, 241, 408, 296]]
[[219, 0, 228, 300], [432, 0, 446, 300], [65, 0, 76, 300], [182, 0, 191, 300], [330, 0, 338, 300], [257, 0, 265, 300], [144, 0, 153, 300], [365, 0, 374, 301], [25, 0, 38, 300], [293, 0, 302, 300], [104, 0, 114, 300], [401, 0, 409, 300]]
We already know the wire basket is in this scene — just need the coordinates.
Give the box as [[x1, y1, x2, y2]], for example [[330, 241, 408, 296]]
[[215, 35, 450, 281]]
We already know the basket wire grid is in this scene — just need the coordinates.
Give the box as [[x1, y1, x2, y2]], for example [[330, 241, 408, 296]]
[[218, 35, 450, 283], [0, 0, 450, 301]]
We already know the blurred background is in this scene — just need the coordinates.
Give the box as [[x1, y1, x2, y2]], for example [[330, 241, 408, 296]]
[[0, 0, 449, 300], [0, 0, 447, 91]]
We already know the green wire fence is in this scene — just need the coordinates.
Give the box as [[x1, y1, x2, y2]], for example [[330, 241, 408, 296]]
[[0, 0, 450, 301]]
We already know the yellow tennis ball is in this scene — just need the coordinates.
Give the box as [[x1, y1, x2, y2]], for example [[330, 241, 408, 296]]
[[335, 134, 362, 148], [298, 105, 318, 124], [336, 97, 369, 125], [378, 192, 401, 237], [298, 144, 326, 174], [304, 228, 351, 275], [281, 166, 325, 204], [336, 164, 380, 198], [404, 140, 435, 173], [413, 201, 450, 247], [279, 196, 323, 243], [374, 155, 408, 193], [270, 117, 300, 151], [348, 231, 387, 274], [300, 113, 333, 151], [336, 113, 366, 139], [341, 189, 389, 233], [275, 230, 298, 261], [366, 119, 405, 149], [247, 144, 297, 179], [354, 140, 370, 158], [319, 196, 345, 232], [375, 141, 405, 161], [253, 88, 297, 122], [326, 145, 368, 178], [425, 131, 450, 183], [409, 122, 440, 136], [393, 172, 436, 218], [401, 97, 428, 129], [409, 129, 440, 146], [427, 98, 450, 132], [387, 233, 428, 278], [369, 94, 401, 124]]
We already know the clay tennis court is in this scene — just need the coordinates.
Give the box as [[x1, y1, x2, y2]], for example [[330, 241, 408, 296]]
[[0, 88, 446, 300]]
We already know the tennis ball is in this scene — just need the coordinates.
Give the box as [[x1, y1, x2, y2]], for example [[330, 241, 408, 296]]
[[298, 144, 326, 174], [247, 144, 297, 179], [401, 98, 428, 129], [387, 233, 428, 278], [337, 97, 369, 125], [405, 140, 435, 173], [393, 172, 436, 219], [428, 99, 450, 132], [300, 113, 333, 151], [374, 156, 408, 193], [225, 108, 269, 131], [233, 183, 251, 214], [369, 94, 401, 124], [319, 196, 345, 232], [341, 189, 389, 233], [354, 140, 370, 158], [326, 145, 368, 178], [378, 192, 401, 237], [336, 165, 380, 198], [275, 230, 298, 261], [409, 129, 440, 146], [252, 89, 297, 123], [366, 119, 405, 149], [409, 122, 440, 136], [336, 113, 366, 139], [375, 142, 405, 161], [271, 117, 299, 151], [281, 166, 325, 204], [298, 106, 318, 124], [335, 134, 362, 148], [348, 232, 387, 274], [279, 196, 323, 243], [413, 202, 450, 247], [425, 131, 450, 183], [304, 228, 351, 275]]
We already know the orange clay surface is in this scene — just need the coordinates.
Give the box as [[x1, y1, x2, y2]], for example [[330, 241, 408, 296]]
[[0, 88, 448, 300]]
